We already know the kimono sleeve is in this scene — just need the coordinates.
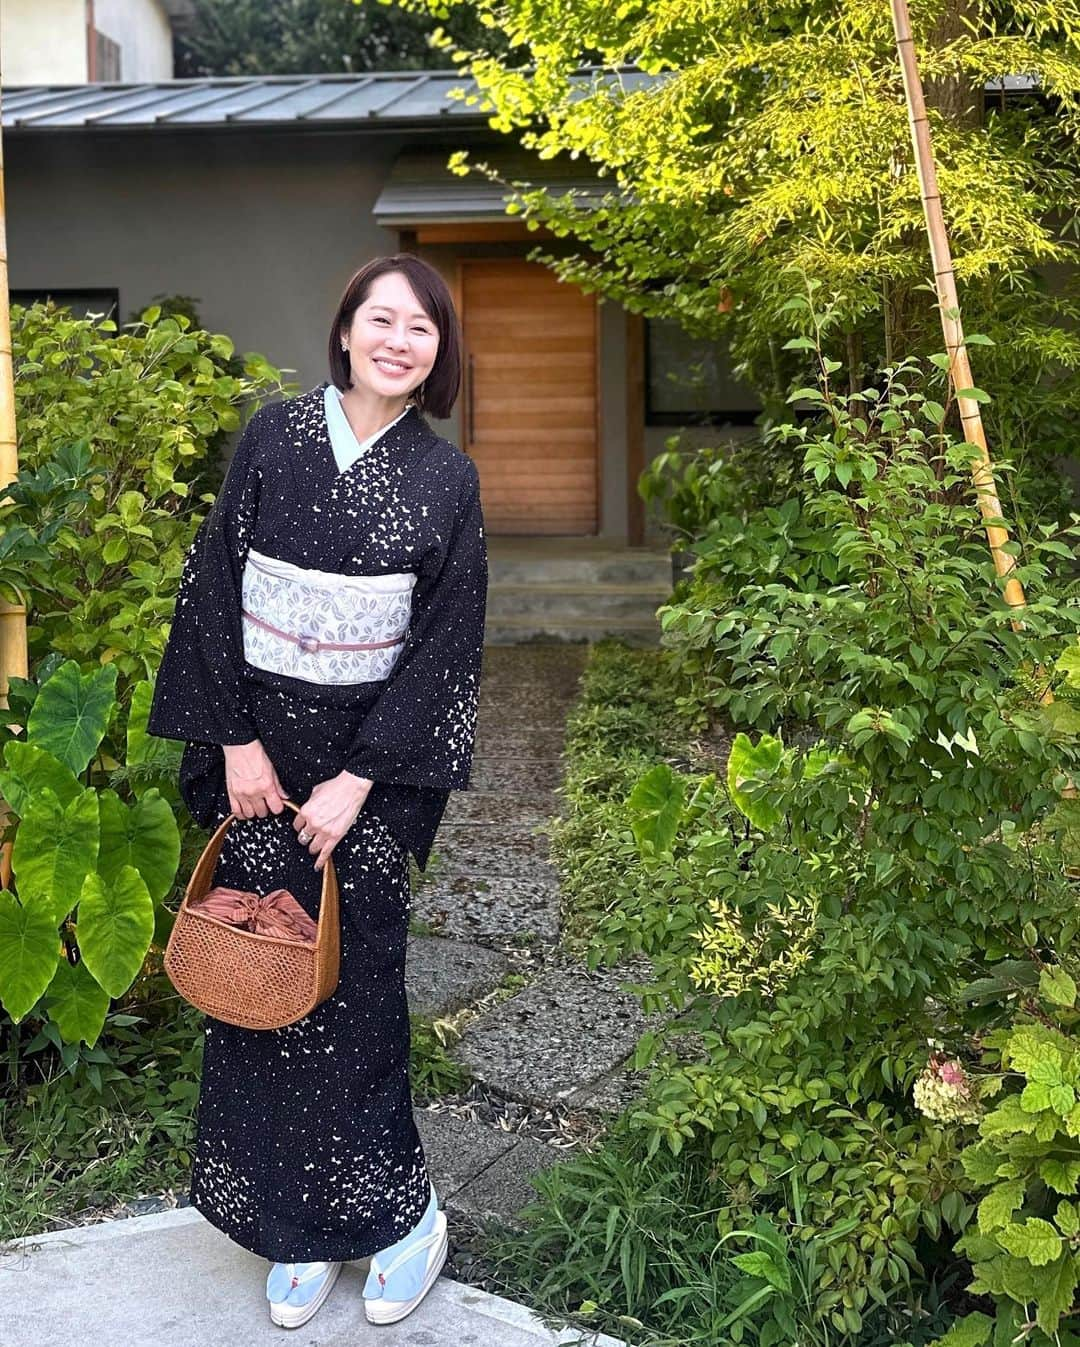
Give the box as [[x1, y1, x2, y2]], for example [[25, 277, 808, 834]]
[[343, 461, 487, 789], [146, 413, 264, 747]]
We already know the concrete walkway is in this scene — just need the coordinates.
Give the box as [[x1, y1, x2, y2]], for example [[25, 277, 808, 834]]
[[1, 1206, 624, 1347]]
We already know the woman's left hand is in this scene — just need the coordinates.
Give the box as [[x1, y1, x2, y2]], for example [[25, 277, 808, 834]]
[[294, 771, 373, 872]]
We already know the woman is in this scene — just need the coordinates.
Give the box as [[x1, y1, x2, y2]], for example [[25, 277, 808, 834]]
[[147, 254, 487, 1328]]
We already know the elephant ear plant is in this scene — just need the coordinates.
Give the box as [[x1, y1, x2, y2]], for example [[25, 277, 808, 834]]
[[0, 659, 181, 1048]]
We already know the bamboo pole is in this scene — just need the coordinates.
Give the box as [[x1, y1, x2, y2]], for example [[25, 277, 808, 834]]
[[0, 79, 28, 892], [890, 0, 1027, 615]]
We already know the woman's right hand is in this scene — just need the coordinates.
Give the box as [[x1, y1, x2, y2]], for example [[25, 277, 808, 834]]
[[222, 738, 287, 818]]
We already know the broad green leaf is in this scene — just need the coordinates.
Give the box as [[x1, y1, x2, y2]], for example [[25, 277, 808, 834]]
[[1000, 1253, 1041, 1302], [731, 1250, 791, 1292], [727, 732, 784, 830], [0, 889, 59, 1021], [76, 866, 154, 998], [1021, 1081, 1052, 1113], [962, 1142, 1007, 1186], [1041, 1159, 1080, 1195], [1041, 965, 1077, 1008], [0, 740, 82, 818], [997, 1218, 1062, 1266], [97, 789, 180, 903], [1036, 1254, 1080, 1335], [1008, 1032, 1059, 1078], [11, 787, 100, 925], [126, 679, 180, 772], [927, 1311, 993, 1347], [627, 763, 687, 856], [802, 744, 847, 779], [1056, 644, 1080, 689], [26, 660, 118, 775], [978, 1179, 1024, 1234], [45, 957, 110, 1047]]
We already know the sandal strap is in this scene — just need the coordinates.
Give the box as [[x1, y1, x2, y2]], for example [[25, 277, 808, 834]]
[[286, 1261, 333, 1286], [370, 1227, 444, 1283]]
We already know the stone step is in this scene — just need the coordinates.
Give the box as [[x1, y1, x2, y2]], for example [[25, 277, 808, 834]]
[[488, 548, 671, 588], [415, 1110, 564, 1227], [405, 934, 512, 1019], [441, 790, 556, 827], [486, 581, 670, 621], [485, 614, 661, 647], [471, 728, 568, 761], [466, 758, 567, 796], [426, 823, 557, 886], [476, 686, 580, 727], [477, 680, 585, 710], [479, 643, 592, 673], [411, 871, 561, 947], [450, 963, 671, 1109]]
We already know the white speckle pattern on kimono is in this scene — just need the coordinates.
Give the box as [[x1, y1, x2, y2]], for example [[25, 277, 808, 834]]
[[148, 384, 487, 1262]]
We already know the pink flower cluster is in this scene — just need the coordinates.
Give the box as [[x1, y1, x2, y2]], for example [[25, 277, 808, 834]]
[[913, 1052, 982, 1125]]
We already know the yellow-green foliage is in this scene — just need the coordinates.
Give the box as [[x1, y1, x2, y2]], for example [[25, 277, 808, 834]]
[[406, 0, 1080, 391]]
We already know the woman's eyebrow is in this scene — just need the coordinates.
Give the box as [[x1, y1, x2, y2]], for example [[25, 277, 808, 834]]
[[369, 305, 432, 321]]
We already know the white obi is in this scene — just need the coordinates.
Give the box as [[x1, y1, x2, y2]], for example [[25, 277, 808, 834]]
[[241, 547, 417, 685]]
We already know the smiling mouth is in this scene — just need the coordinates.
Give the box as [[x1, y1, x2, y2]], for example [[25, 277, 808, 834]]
[[373, 358, 411, 373]]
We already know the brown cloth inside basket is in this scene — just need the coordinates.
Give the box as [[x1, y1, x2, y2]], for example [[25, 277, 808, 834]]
[[189, 885, 318, 944]]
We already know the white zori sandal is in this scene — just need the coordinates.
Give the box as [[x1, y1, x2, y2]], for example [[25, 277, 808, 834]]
[[265, 1260, 342, 1329], [362, 1186, 448, 1325]]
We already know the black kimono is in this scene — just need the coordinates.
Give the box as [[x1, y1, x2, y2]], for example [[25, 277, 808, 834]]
[[147, 383, 487, 1262]]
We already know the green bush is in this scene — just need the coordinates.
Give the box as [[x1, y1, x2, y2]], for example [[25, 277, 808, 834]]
[[526, 311, 1080, 1340], [7, 300, 290, 686]]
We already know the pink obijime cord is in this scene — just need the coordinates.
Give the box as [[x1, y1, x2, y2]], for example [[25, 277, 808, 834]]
[[241, 610, 407, 655]]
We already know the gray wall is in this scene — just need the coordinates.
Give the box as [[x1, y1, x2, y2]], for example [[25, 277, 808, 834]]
[[7, 125, 722, 543], [7, 127, 408, 410]]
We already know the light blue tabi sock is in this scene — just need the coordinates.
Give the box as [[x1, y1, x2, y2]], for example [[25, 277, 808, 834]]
[[362, 1185, 440, 1302], [266, 1259, 337, 1307]]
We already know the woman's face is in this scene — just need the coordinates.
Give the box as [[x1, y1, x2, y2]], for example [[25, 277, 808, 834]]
[[341, 270, 440, 402]]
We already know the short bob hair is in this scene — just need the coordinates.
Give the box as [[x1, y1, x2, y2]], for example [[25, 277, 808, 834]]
[[328, 254, 462, 421]]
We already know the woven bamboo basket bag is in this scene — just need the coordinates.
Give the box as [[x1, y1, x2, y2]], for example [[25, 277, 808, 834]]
[[164, 800, 340, 1030]]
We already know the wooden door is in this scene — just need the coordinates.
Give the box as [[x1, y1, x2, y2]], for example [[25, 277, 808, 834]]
[[460, 259, 598, 534]]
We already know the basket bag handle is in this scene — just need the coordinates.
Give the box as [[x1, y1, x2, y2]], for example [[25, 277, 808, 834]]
[[184, 798, 339, 939]]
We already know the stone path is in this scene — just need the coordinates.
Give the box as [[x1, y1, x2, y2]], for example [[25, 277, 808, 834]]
[[404, 643, 672, 1260]]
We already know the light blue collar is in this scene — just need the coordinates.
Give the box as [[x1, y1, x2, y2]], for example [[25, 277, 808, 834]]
[[323, 384, 412, 474]]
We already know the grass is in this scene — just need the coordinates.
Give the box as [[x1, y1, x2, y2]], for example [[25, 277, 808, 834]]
[[0, 984, 202, 1243]]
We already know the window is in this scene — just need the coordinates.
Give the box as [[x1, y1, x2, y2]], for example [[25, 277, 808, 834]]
[[645, 317, 760, 426], [93, 30, 122, 83], [10, 289, 120, 322]]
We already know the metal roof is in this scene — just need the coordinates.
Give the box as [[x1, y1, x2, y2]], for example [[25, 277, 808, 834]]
[[373, 146, 624, 224], [1, 67, 1035, 134], [0, 68, 658, 132]]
